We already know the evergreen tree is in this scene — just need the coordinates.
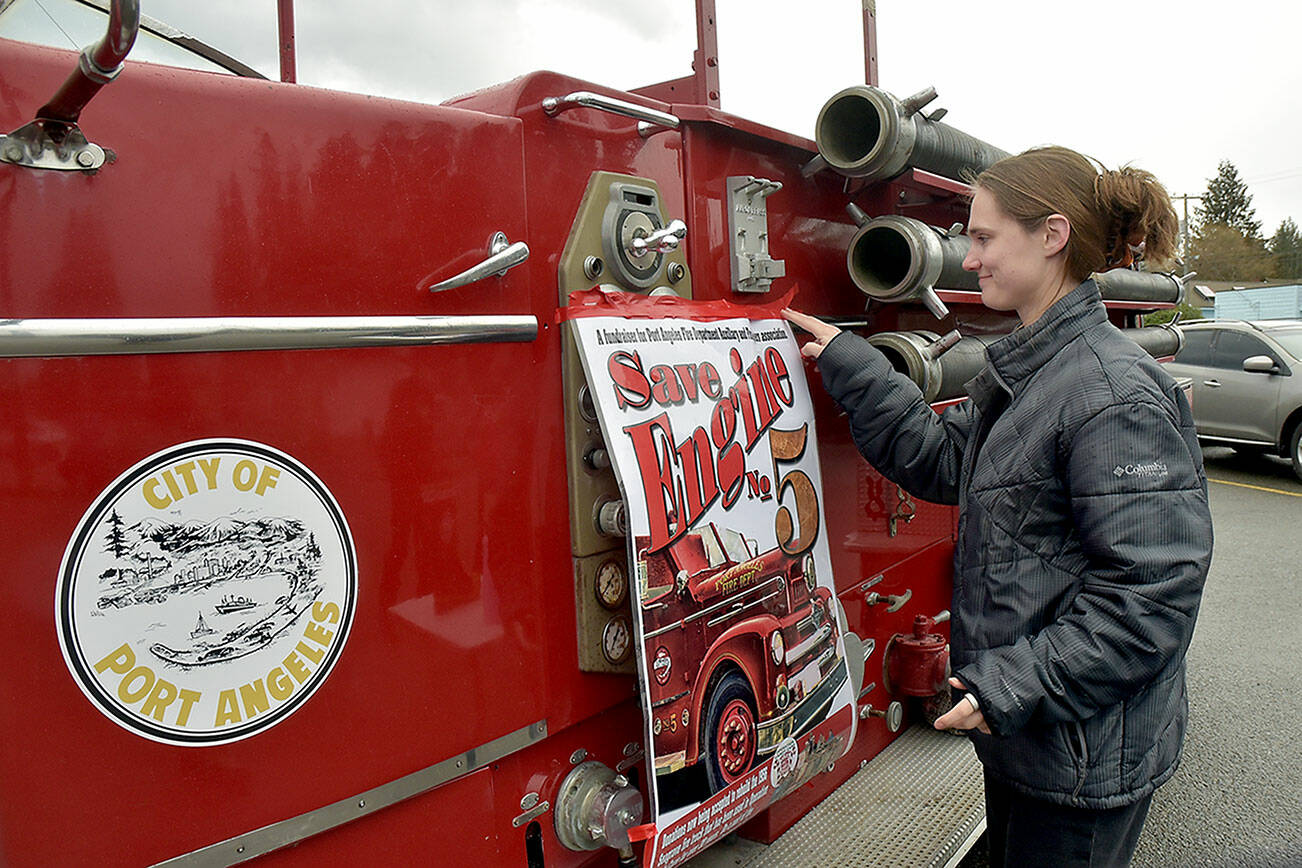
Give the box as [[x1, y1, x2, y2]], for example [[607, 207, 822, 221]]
[[1195, 161, 1262, 240], [104, 509, 128, 559], [1270, 218, 1302, 279], [1190, 222, 1272, 281]]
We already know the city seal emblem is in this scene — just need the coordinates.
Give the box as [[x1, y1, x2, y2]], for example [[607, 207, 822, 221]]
[[56, 439, 357, 746]]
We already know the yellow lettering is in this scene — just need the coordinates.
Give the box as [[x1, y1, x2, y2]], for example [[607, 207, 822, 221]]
[[197, 457, 221, 490], [142, 478, 171, 510], [283, 650, 310, 684], [232, 460, 258, 492], [139, 677, 178, 722], [254, 466, 280, 496], [296, 640, 324, 666], [94, 643, 135, 674], [215, 689, 242, 726], [239, 679, 271, 719], [175, 689, 201, 727], [267, 667, 294, 701], [118, 666, 155, 703], [312, 601, 341, 624], [173, 461, 200, 494], [161, 470, 184, 502], [303, 620, 334, 648]]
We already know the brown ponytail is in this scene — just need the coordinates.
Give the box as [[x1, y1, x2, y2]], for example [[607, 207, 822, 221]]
[[973, 146, 1179, 282]]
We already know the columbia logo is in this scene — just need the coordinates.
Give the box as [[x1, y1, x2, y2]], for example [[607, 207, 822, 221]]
[[1115, 461, 1169, 479]]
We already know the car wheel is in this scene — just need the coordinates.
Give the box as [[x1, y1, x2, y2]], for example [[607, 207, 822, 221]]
[[1290, 423, 1302, 483], [703, 670, 757, 794]]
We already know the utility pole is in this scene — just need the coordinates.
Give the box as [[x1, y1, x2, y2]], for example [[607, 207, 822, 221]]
[[1175, 194, 1203, 268]]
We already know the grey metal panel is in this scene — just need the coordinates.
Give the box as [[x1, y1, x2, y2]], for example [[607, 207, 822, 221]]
[[685, 725, 985, 868]]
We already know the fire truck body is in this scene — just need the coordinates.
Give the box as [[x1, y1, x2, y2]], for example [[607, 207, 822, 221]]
[[0, 3, 1183, 865]]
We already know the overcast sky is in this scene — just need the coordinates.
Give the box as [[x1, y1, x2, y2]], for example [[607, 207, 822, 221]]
[[90, 1, 1302, 240]]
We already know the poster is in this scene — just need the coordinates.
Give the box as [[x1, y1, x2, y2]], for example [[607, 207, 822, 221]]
[[567, 290, 857, 867]]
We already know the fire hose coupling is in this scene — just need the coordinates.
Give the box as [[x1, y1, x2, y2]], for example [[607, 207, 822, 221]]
[[809, 84, 1009, 184], [595, 498, 627, 538], [844, 212, 965, 320], [554, 761, 645, 853]]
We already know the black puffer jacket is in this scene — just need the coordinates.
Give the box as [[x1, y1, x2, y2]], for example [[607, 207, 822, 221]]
[[818, 280, 1212, 808]]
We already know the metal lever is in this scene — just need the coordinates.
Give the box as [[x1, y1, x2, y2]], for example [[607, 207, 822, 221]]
[[629, 220, 687, 259], [865, 588, 912, 613], [426, 232, 529, 293]]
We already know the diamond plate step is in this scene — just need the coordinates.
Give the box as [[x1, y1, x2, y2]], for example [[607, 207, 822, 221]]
[[684, 726, 985, 868]]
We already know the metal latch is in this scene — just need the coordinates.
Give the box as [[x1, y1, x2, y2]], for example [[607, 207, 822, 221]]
[[726, 175, 786, 293]]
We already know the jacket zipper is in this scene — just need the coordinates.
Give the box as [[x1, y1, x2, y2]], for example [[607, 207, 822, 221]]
[[1069, 721, 1090, 798]]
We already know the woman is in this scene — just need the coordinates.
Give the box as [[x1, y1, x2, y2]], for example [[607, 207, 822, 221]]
[[785, 146, 1212, 866]]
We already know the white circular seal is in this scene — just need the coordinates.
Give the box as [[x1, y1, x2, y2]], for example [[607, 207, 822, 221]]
[[56, 439, 357, 746], [769, 736, 800, 789]]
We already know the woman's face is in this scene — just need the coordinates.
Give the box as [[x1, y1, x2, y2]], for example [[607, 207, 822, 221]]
[[962, 187, 1067, 323]]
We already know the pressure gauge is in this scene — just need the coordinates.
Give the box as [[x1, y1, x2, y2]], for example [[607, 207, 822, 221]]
[[602, 616, 633, 664], [595, 559, 628, 609]]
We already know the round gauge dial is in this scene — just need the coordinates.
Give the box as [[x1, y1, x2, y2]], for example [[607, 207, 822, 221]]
[[595, 559, 628, 609], [602, 616, 633, 664]]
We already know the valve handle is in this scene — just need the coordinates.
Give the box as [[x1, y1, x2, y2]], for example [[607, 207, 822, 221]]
[[629, 219, 687, 258]]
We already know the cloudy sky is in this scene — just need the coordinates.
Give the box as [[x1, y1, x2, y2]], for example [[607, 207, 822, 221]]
[[31, 0, 1302, 239]]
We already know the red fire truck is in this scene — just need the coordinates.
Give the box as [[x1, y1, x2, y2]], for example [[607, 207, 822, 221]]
[[0, 2, 1185, 866], [637, 523, 844, 801]]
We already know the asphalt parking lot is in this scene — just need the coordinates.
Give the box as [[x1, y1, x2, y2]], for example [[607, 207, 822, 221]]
[[1127, 447, 1302, 867]]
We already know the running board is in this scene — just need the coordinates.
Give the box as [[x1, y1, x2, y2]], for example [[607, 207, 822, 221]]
[[685, 725, 985, 868]]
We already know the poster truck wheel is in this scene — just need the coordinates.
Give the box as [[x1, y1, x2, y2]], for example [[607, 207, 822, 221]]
[[704, 670, 758, 793]]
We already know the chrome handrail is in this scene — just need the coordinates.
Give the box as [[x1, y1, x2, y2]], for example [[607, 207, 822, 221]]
[[0, 315, 537, 358], [541, 91, 680, 135]]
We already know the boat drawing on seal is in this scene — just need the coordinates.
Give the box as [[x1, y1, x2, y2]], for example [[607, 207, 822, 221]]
[[150, 585, 322, 668], [190, 613, 216, 639], [214, 594, 255, 614]]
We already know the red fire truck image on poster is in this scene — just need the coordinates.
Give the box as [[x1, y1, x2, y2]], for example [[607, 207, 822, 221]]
[[568, 290, 856, 867]]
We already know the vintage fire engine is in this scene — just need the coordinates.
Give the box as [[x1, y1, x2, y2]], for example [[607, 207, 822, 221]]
[[636, 522, 844, 799], [0, 1, 1186, 866]]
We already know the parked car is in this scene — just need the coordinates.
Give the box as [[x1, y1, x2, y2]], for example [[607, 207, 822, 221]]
[[1166, 320, 1302, 481]]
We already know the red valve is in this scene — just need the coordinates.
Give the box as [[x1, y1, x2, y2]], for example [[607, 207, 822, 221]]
[[883, 611, 950, 697]]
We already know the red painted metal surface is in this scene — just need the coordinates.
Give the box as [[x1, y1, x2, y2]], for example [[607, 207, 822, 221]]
[[0, 39, 631, 867], [0, 21, 982, 864], [277, 0, 297, 83]]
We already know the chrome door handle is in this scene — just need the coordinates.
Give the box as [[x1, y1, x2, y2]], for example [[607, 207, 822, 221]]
[[1203, 379, 1221, 387], [425, 232, 529, 293]]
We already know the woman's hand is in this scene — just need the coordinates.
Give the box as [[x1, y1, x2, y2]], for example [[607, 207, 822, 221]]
[[934, 677, 990, 734], [782, 308, 841, 360]]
